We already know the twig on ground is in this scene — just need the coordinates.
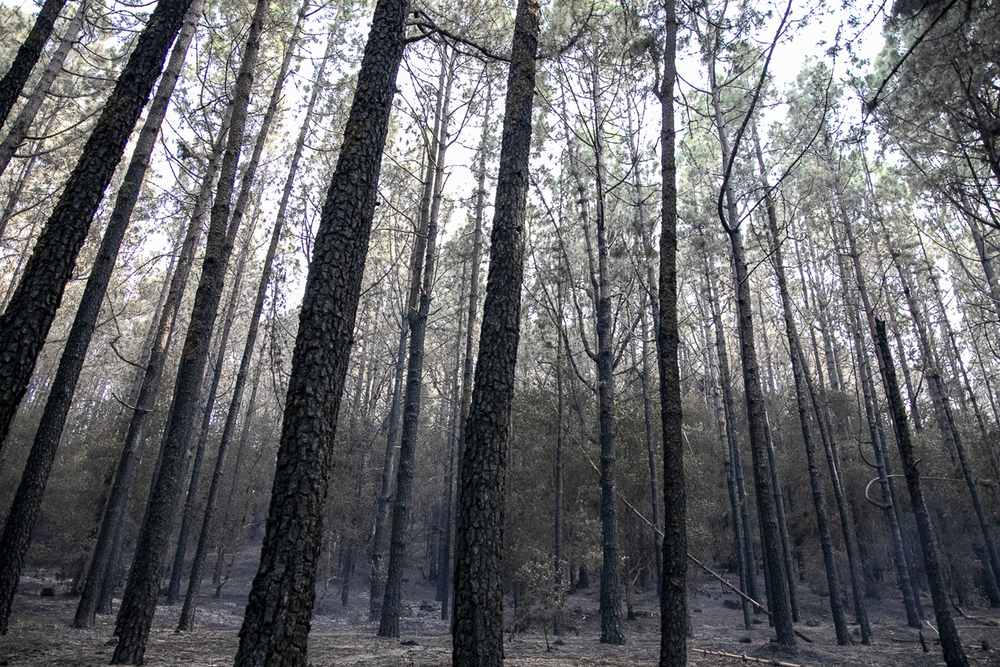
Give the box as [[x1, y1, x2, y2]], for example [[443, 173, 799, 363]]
[[692, 648, 807, 666]]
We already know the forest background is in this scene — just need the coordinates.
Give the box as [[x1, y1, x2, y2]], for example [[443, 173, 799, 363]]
[[0, 0, 997, 662]]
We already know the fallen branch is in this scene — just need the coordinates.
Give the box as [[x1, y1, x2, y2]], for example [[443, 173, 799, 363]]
[[692, 648, 807, 666], [687, 553, 813, 644], [582, 451, 814, 644]]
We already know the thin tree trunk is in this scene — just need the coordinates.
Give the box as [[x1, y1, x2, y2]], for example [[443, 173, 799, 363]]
[[168, 223, 254, 605], [111, 0, 270, 658], [0, 0, 203, 634], [232, 0, 408, 658], [704, 243, 759, 612], [754, 128, 852, 644], [452, 0, 538, 660], [707, 61, 794, 645], [0, 0, 69, 129], [572, 56, 625, 646], [658, 0, 687, 657], [885, 298, 922, 432], [445, 89, 490, 626], [553, 301, 566, 635], [791, 232, 872, 640], [887, 232, 1000, 605], [874, 321, 970, 667], [73, 104, 230, 628], [0, 0, 196, 457], [436, 265, 465, 612], [0, 0, 89, 180], [379, 50, 453, 637], [831, 195, 925, 628]]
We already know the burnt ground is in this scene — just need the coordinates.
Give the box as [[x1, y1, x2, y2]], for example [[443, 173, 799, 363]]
[[4, 555, 1000, 667]]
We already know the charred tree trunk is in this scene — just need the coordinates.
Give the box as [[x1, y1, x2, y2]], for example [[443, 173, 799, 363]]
[[753, 129, 852, 645], [0, 0, 196, 459], [446, 89, 489, 625], [232, 0, 409, 659], [0, 0, 69, 129], [0, 0, 90, 180], [378, 52, 452, 637], [831, 201, 925, 628], [875, 321, 969, 667], [452, 0, 538, 661], [0, 0, 203, 634], [658, 0, 687, 658], [168, 224, 255, 606], [111, 0, 270, 658]]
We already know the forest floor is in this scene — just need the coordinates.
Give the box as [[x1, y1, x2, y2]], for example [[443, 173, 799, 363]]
[[3, 554, 1000, 667]]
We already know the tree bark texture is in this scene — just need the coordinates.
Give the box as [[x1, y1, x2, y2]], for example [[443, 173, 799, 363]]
[[74, 105, 230, 629], [111, 0, 269, 658], [232, 0, 408, 660], [169, 225, 254, 607], [0, 0, 90, 180], [452, 0, 538, 661], [658, 0, 687, 660], [874, 321, 969, 667], [379, 53, 451, 635], [754, 129, 851, 645], [0, 0, 195, 458], [0, 0, 203, 635], [183, 17, 326, 631], [0, 0, 68, 129]]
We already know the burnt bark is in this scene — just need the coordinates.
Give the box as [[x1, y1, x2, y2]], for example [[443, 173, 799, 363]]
[[74, 104, 231, 629], [0, 0, 196, 460], [0, 0, 68, 130], [232, 0, 408, 659], [754, 129, 851, 645], [0, 0, 202, 634], [874, 321, 969, 667], [111, 0, 270, 658], [452, 0, 538, 660], [379, 51, 452, 636], [0, 0, 89, 180], [658, 0, 687, 659]]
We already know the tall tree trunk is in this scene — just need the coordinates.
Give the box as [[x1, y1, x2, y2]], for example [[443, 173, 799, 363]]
[[874, 321, 970, 667], [187, 18, 330, 626], [444, 89, 490, 625], [0, 0, 69, 129], [886, 231, 1000, 605], [753, 129, 852, 645], [830, 189, 925, 628], [436, 264, 465, 612], [369, 148, 435, 621], [626, 97, 663, 594], [452, 0, 538, 660], [707, 59, 794, 646], [232, 0, 409, 659], [0, 0, 89, 180], [571, 56, 625, 647], [379, 49, 453, 637], [73, 104, 231, 629], [111, 0, 270, 658], [658, 0, 687, 658], [0, 0, 202, 633], [791, 233, 873, 639], [553, 299, 566, 635], [167, 2, 308, 613], [0, 0, 196, 457], [213, 354, 264, 597], [703, 241, 759, 613], [168, 223, 255, 605]]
